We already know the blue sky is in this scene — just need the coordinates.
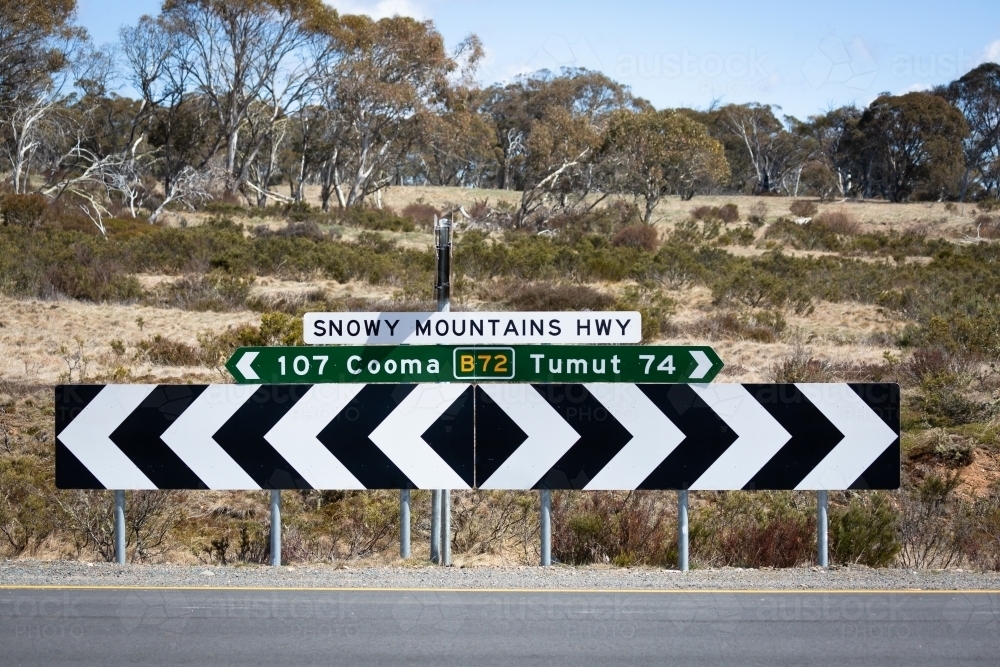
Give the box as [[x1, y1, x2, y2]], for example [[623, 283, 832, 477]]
[[78, 0, 1000, 119]]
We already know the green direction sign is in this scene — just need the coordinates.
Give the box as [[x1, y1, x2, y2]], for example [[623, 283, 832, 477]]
[[226, 345, 723, 384]]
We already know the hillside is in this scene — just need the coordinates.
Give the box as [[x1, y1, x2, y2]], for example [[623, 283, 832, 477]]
[[1, 190, 998, 569]]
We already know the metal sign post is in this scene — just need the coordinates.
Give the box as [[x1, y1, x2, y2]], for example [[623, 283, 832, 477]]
[[817, 490, 829, 567], [399, 489, 411, 559], [270, 490, 281, 566], [678, 490, 689, 572], [540, 490, 552, 567], [114, 490, 125, 565], [431, 217, 451, 565]]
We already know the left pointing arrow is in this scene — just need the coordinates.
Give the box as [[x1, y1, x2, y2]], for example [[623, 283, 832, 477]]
[[57, 386, 159, 489], [235, 351, 260, 381]]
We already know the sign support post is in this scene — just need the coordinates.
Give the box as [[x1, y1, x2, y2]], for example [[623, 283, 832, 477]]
[[678, 490, 689, 572], [442, 489, 452, 566], [114, 490, 125, 565], [817, 490, 829, 568], [399, 489, 411, 559], [540, 490, 552, 566], [432, 217, 452, 566], [430, 490, 441, 563], [270, 490, 281, 567]]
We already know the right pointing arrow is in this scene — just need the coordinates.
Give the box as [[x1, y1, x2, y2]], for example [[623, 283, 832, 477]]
[[235, 351, 260, 381], [689, 350, 713, 380]]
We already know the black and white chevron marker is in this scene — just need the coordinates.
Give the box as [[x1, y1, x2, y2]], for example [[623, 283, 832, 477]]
[[55, 384, 474, 490], [55, 383, 899, 490], [474, 383, 900, 491]]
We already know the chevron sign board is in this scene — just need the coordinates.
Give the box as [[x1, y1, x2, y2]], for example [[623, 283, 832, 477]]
[[55, 384, 474, 491], [478, 384, 900, 491], [54, 383, 899, 491]]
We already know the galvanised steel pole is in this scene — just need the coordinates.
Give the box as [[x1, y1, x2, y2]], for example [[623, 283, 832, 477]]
[[430, 490, 441, 564], [114, 490, 126, 565], [678, 490, 689, 572], [431, 217, 452, 566], [270, 490, 281, 567], [442, 488, 452, 566], [400, 489, 411, 559], [817, 490, 829, 568], [540, 490, 552, 566]]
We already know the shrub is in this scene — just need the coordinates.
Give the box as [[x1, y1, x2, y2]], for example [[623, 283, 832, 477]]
[[253, 220, 329, 241], [341, 207, 414, 232], [145, 272, 254, 311], [963, 484, 1000, 571], [552, 491, 674, 566], [610, 224, 659, 251], [496, 281, 615, 311], [197, 312, 303, 369], [691, 203, 739, 224], [136, 335, 201, 366], [1, 193, 48, 229], [696, 310, 786, 343], [974, 214, 1000, 239], [0, 455, 58, 556], [692, 491, 815, 568], [789, 200, 819, 218], [896, 472, 966, 569], [747, 201, 768, 226], [716, 225, 756, 246], [718, 202, 740, 223], [616, 284, 676, 342], [814, 209, 860, 235], [401, 203, 442, 229], [830, 492, 901, 567]]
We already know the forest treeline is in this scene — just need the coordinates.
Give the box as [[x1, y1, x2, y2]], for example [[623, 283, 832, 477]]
[[3, 0, 1000, 233]]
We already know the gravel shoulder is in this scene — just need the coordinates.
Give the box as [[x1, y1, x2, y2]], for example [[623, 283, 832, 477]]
[[2, 560, 999, 590]]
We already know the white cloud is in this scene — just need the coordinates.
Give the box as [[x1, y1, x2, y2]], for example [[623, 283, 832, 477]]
[[324, 0, 428, 19], [902, 82, 932, 93]]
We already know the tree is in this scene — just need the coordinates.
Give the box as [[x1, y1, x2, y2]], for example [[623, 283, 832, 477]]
[[789, 106, 863, 199], [858, 92, 968, 202], [480, 68, 641, 191], [938, 63, 1000, 201], [516, 106, 604, 226], [161, 0, 336, 195], [0, 0, 84, 193], [604, 109, 729, 223], [718, 103, 798, 194], [312, 15, 457, 209]]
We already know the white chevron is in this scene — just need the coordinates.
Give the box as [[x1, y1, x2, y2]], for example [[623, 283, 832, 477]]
[[477, 384, 580, 490], [794, 383, 898, 490], [689, 351, 714, 380], [57, 385, 159, 489], [160, 385, 260, 489], [368, 384, 472, 489], [583, 384, 685, 490], [264, 385, 365, 489], [234, 351, 260, 381], [688, 384, 792, 490]]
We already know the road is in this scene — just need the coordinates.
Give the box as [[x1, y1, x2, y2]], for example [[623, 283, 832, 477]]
[[1, 587, 998, 666]]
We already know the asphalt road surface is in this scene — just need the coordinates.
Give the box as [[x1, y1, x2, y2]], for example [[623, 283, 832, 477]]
[[2, 587, 998, 666]]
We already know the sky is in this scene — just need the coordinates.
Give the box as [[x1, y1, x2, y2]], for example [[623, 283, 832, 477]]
[[77, 0, 1000, 119]]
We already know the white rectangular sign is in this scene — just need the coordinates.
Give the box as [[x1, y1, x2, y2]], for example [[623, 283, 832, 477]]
[[303, 312, 643, 345]]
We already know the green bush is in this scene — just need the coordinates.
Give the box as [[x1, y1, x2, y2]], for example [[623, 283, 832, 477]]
[[830, 492, 901, 567], [499, 282, 615, 311], [1, 193, 48, 229], [789, 200, 818, 218], [691, 491, 816, 568], [552, 491, 674, 566], [610, 224, 660, 251]]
